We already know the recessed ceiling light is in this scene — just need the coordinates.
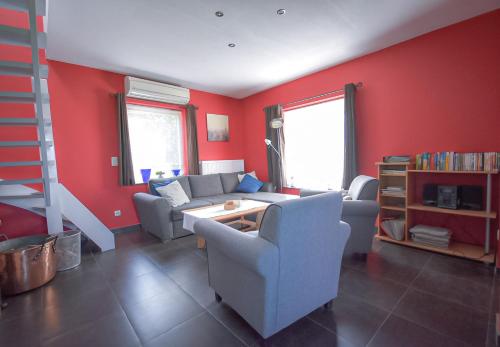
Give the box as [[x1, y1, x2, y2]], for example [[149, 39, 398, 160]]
[[215, 11, 224, 17], [228, 43, 236, 48], [277, 9, 286, 15]]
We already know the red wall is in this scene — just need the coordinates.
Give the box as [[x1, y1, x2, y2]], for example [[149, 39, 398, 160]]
[[241, 10, 500, 251], [242, 10, 500, 181], [1, 57, 245, 237]]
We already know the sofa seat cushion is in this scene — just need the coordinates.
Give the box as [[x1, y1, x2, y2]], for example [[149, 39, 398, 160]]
[[171, 199, 212, 221], [198, 194, 243, 205], [244, 192, 300, 203], [188, 174, 224, 198]]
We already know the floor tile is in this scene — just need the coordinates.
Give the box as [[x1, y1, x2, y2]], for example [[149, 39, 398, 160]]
[[0, 286, 44, 322], [368, 315, 468, 347], [98, 253, 159, 282], [207, 302, 262, 346], [41, 310, 140, 347], [110, 269, 181, 307], [145, 312, 244, 347], [424, 253, 494, 285], [339, 268, 407, 311], [39, 286, 123, 340], [343, 251, 421, 285], [123, 287, 205, 343], [0, 309, 42, 346], [412, 267, 492, 312], [147, 245, 200, 268], [308, 292, 389, 346], [252, 317, 354, 347], [393, 288, 488, 346], [374, 242, 432, 268]]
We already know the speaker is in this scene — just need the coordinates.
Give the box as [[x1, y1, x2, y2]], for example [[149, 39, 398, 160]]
[[437, 185, 459, 209], [423, 184, 438, 206], [460, 185, 483, 210]]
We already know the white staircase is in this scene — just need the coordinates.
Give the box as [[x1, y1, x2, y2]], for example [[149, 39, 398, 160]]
[[0, 0, 115, 251]]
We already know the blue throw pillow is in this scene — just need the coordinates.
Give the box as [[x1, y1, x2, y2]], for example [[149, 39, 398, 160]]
[[236, 174, 263, 193], [150, 180, 172, 196]]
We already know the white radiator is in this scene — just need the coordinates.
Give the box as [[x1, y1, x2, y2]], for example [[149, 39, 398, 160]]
[[200, 160, 244, 174]]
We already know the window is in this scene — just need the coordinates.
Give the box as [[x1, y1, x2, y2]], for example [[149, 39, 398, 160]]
[[283, 98, 344, 190], [126, 104, 184, 183]]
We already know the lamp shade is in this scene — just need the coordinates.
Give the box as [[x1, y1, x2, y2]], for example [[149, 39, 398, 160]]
[[269, 117, 284, 129]]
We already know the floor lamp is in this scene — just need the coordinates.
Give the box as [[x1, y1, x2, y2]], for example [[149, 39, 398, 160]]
[[265, 117, 284, 190]]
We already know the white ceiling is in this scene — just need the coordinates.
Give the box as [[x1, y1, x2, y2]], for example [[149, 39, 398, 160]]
[[47, 0, 500, 99]]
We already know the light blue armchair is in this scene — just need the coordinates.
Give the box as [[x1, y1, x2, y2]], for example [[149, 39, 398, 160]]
[[194, 192, 350, 338]]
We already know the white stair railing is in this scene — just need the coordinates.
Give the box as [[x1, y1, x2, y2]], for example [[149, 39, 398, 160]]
[[0, 0, 115, 251]]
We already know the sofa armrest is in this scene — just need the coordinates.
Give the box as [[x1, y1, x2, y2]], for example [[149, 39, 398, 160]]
[[133, 193, 174, 241], [300, 189, 327, 197], [194, 219, 279, 277], [342, 200, 380, 217], [260, 182, 275, 192]]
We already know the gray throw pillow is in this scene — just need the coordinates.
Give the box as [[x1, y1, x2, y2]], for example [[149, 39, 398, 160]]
[[156, 180, 190, 207]]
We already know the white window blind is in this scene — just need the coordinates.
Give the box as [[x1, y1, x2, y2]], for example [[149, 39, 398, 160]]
[[283, 98, 344, 190], [126, 104, 183, 183]]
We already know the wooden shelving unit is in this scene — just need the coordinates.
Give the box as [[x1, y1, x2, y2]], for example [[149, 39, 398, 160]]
[[376, 162, 497, 264]]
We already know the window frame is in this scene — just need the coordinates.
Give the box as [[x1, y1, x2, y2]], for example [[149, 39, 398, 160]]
[[282, 94, 345, 190], [126, 98, 188, 185]]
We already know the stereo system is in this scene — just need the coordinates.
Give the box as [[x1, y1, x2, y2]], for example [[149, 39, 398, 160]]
[[422, 184, 483, 210]]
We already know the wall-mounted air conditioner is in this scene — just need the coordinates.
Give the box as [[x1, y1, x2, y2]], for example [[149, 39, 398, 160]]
[[125, 76, 190, 105]]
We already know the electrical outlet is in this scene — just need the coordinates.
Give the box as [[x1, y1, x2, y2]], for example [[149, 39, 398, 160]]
[[111, 157, 119, 167], [114, 210, 121, 217]]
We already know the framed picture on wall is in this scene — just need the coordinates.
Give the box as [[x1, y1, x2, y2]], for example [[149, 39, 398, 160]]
[[206, 113, 229, 142]]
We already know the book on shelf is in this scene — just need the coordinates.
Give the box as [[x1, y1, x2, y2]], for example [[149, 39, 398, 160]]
[[381, 169, 405, 175], [383, 155, 411, 163], [415, 152, 499, 172]]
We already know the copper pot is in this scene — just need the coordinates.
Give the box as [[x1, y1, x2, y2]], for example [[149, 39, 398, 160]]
[[0, 235, 57, 295]]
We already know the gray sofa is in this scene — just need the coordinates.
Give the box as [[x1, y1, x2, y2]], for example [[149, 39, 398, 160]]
[[194, 192, 350, 338], [301, 175, 380, 256], [133, 172, 297, 242]]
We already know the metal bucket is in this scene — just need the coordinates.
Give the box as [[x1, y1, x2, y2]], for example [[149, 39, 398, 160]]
[[0, 234, 57, 295], [56, 230, 81, 271]]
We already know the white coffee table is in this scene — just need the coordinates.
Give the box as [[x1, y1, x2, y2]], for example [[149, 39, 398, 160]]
[[182, 199, 270, 248]]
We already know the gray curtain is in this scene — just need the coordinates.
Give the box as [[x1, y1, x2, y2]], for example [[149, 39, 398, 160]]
[[264, 105, 285, 191], [117, 93, 135, 185], [186, 104, 200, 175], [342, 83, 358, 190]]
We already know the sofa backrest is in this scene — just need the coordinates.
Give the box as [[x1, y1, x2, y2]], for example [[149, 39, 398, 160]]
[[219, 172, 243, 193], [348, 175, 379, 200], [148, 176, 192, 198], [188, 174, 224, 198]]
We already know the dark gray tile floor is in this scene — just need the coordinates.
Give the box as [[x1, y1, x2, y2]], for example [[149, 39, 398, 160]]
[[0, 230, 497, 347]]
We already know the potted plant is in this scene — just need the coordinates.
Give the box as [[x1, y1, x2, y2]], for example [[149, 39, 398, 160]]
[[155, 170, 165, 178]]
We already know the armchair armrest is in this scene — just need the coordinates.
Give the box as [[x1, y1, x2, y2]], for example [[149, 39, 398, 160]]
[[133, 193, 174, 240], [194, 219, 279, 277], [260, 182, 275, 192], [342, 200, 380, 217]]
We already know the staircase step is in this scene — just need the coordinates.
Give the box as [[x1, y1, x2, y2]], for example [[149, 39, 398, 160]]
[[0, 24, 46, 48], [0, 161, 43, 167], [0, 192, 44, 199], [0, 0, 46, 15], [0, 61, 48, 78], [0, 140, 40, 147], [0, 178, 43, 185], [0, 117, 38, 126], [0, 91, 36, 103]]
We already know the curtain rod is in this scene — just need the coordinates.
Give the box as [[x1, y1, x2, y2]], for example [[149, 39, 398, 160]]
[[282, 82, 362, 107]]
